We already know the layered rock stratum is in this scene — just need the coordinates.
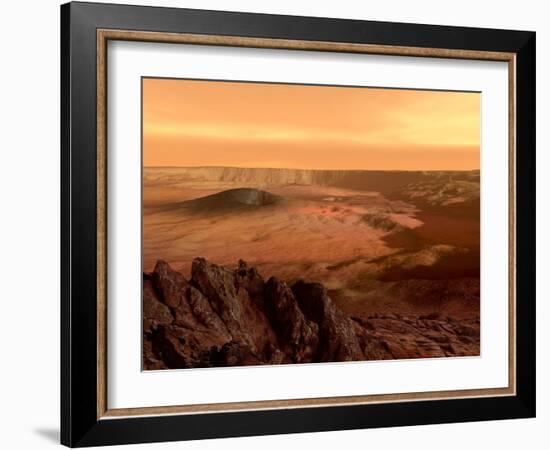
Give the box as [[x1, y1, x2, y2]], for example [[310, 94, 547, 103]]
[[143, 258, 479, 370]]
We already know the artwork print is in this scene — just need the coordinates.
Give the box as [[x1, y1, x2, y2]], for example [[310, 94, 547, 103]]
[[142, 78, 481, 370]]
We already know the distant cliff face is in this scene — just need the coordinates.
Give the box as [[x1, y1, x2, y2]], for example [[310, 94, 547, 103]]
[[147, 166, 480, 194], [179, 166, 352, 186]]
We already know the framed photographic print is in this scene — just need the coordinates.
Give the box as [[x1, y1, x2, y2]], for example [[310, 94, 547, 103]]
[[60, 1, 536, 447]]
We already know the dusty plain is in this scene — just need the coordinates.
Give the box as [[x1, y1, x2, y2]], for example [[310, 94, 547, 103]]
[[143, 167, 480, 320]]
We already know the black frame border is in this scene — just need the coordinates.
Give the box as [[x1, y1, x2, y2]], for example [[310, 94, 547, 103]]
[[61, 2, 536, 447]]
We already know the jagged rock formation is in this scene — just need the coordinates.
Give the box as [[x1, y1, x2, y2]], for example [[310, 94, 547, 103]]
[[143, 259, 480, 370], [264, 277, 319, 363], [292, 280, 364, 362]]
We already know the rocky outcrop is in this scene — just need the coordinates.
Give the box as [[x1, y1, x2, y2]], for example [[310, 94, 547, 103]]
[[191, 257, 278, 361], [264, 277, 319, 363], [143, 277, 173, 333], [292, 280, 364, 362], [143, 259, 480, 370], [352, 313, 480, 359]]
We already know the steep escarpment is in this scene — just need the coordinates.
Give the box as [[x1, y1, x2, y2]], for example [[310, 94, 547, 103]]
[[146, 166, 479, 196], [143, 259, 479, 370]]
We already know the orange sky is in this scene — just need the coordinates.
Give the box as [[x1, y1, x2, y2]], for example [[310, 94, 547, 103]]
[[143, 78, 480, 170]]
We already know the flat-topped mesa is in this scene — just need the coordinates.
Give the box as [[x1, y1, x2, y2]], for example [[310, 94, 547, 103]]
[[143, 258, 480, 370], [225, 188, 278, 206], [182, 188, 279, 213]]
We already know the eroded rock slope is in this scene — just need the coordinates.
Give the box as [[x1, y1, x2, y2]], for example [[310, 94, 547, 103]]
[[143, 259, 479, 370]]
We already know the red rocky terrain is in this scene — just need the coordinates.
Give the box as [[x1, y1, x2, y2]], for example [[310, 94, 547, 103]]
[[143, 258, 480, 370]]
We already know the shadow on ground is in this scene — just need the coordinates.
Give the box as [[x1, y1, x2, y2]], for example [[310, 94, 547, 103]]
[[34, 428, 59, 444]]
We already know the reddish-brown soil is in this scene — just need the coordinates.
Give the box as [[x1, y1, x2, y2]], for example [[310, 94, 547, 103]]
[[142, 167, 480, 365]]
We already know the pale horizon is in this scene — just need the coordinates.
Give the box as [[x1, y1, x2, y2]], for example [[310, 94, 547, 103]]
[[143, 164, 480, 172], [143, 78, 480, 171]]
